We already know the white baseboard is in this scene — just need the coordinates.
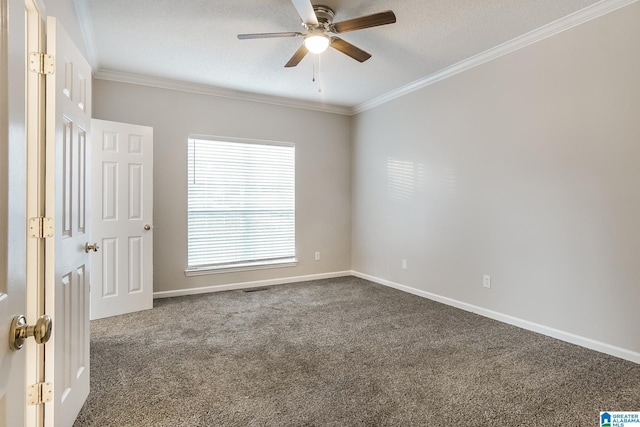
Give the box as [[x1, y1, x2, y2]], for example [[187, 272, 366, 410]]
[[153, 270, 352, 299], [351, 270, 640, 365]]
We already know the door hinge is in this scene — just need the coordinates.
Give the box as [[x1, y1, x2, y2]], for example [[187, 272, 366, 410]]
[[27, 382, 53, 405], [29, 217, 54, 238], [28, 52, 55, 75]]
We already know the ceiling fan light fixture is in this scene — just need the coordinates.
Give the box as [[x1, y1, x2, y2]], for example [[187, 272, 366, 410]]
[[304, 34, 330, 54]]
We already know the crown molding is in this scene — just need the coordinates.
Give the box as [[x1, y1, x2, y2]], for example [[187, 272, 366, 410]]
[[93, 70, 354, 116], [353, 0, 639, 115]]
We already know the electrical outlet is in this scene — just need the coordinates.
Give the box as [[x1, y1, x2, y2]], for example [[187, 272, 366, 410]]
[[402, 259, 407, 270], [483, 275, 491, 288], [315, 251, 320, 261]]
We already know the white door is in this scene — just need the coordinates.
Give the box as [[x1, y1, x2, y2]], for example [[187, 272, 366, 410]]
[[90, 119, 153, 320], [0, 0, 27, 424], [44, 17, 91, 427]]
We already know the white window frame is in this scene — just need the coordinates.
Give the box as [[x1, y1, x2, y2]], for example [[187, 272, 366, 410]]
[[185, 135, 296, 276]]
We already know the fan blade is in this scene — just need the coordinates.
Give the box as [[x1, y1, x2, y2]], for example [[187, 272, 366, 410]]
[[330, 37, 372, 63], [238, 32, 303, 40], [291, 0, 318, 25], [331, 10, 396, 34], [285, 44, 309, 67]]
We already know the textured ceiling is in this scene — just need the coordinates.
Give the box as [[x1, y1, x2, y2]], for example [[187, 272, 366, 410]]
[[80, 0, 602, 109]]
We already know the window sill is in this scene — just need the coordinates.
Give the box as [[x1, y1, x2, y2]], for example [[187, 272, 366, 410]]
[[185, 259, 298, 276]]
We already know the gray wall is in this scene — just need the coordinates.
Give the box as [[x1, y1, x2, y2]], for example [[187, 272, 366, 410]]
[[351, 2, 640, 354], [93, 80, 352, 293]]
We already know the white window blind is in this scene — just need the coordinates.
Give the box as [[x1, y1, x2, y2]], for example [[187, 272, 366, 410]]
[[187, 137, 295, 272]]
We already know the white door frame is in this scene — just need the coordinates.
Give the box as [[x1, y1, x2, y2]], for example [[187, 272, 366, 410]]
[[25, 0, 47, 424]]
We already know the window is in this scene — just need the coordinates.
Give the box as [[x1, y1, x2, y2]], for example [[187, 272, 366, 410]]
[[186, 137, 296, 274]]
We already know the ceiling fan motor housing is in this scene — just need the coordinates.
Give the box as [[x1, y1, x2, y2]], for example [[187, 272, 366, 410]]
[[312, 5, 335, 25]]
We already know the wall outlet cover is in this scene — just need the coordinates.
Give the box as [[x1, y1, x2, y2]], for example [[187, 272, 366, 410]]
[[483, 275, 491, 288]]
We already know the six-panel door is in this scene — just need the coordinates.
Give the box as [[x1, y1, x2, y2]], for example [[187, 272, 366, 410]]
[[90, 119, 153, 320]]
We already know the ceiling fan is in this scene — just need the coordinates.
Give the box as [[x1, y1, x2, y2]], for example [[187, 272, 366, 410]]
[[237, 0, 396, 67]]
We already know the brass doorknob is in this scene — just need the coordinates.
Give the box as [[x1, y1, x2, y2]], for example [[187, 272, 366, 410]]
[[9, 314, 52, 351], [144, 224, 152, 231], [85, 242, 99, 253]]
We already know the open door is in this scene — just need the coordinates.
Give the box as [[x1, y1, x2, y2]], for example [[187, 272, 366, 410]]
[[44, 16, 91, 427], [90, 119, 153, 320]]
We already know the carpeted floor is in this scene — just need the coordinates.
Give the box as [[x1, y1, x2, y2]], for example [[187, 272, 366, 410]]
[[73, 276, 639, 426]]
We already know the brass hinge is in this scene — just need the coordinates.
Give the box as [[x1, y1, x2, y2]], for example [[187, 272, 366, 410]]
[[28, 52, 55, 75], [27, 382, 53, 405], [29, 217, 54, 238]]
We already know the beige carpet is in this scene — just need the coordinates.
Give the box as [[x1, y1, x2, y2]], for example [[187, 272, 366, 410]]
[[74, 276, 639, 426]]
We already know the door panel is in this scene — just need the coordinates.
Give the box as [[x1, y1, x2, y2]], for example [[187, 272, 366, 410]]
[[1, 0, 28, 426], [44, 17, 91, 427], [91, 119, 153, 320]]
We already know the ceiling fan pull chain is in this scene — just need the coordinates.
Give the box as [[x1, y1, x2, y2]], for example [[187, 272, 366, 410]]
[[317, 54, 322, 93]]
